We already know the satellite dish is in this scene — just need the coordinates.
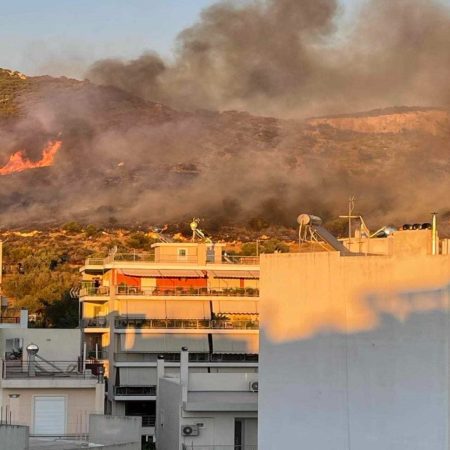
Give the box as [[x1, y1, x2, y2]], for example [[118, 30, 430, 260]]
[[26, 343, 39, 355], [190, 219, 199, 231]]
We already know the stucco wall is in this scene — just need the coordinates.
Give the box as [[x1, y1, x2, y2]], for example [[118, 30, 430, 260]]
[[0, 329, 81, 361], [0, 424, 28, 450], [157, 378, 182, 450], [89, 414, 141, 446], [259, 251, 450, 450]]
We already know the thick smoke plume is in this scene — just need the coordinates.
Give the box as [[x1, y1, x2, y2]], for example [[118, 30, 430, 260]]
[[0, 0, 449, 230], [88, 0, 450, 118]]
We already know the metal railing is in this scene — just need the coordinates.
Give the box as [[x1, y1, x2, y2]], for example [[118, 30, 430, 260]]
[[182, 446, 257, 450], [114, 385, 157, 396], [114, 352, 258, 363], [114, 318, 259, 330], [115, 286, 259, 297], [142, 415, 156, 427], [87, 350, 109, 360], [84, 258, 105, 266], [222, 255, 259, 265], [0, 317, 20, 324], [79, 286, 110, 297], [81, 317, 108, 328], [85, 253, 260, 266], [2, 360, 99, 379]]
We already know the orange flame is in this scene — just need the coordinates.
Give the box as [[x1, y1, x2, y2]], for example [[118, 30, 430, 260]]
[[0, 140, 62, 176]]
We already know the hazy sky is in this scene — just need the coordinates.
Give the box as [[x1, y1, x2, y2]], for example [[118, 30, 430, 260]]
[[1, 0, 449, 79], [0, 0, 364, 78]]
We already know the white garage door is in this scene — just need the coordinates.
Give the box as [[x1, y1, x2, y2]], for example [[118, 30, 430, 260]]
[[33, 396, 66, 435]]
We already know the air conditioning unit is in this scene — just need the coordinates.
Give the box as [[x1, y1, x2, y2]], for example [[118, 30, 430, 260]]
[[181, 425, 200, 436], [249, 381, 259, 392]]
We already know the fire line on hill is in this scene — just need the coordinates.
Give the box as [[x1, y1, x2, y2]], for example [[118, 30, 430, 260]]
[[0, 140, 62, 176]]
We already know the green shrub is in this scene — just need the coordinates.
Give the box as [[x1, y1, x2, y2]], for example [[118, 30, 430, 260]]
[[63, 221, 82, 233]]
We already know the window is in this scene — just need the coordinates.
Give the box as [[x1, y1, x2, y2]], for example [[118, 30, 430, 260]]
[[178, 248, 187, 260]]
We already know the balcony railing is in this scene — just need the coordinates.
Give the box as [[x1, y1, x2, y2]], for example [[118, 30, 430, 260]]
[[84, 258, 105, 266], [87, 350, 109, 360], [79, 286, 110, 297], [85, 253, 260, 266], [182, 446, 257, 450], [142, 415, 156, 427], [114, 352, 258, 363], [114, 385, 157, 396], [0, 317, 20, 324], [81, 317, 109, 328], [115, 286, 259, 297], [2, 360, 100, 379], [222, 255, 259, 265], [114, 318, 259, 330]]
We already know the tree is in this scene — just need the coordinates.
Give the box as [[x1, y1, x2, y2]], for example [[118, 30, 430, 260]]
[[40, 291, 79, 328], [126, 232, 154, 250], [2, 250, 78, 314]]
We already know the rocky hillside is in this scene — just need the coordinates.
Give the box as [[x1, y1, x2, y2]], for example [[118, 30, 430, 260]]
[[0, 69, 448, 233], [307, 107, 450, 135]]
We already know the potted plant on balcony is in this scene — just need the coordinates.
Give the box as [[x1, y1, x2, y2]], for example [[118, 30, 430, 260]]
[[118, 283, 127, 294], [245, 287, 255, 296]]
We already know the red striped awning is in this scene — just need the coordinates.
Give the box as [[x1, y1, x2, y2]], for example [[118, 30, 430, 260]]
[[120, 269, 205, 278], [208, 270, 259, 279]]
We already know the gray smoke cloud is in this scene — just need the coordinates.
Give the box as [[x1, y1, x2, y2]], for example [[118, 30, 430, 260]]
[[0, 0, 449, 232], [87, 0, 450, 118]]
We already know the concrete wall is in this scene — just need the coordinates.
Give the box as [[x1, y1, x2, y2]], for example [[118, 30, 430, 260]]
[[259, 251, 450, 450], [89, 414, 141, 446], [95, 444, 139, 450], [157, 378, 182, 450], [0, 329, 81, 361], [0, 424, 29, 450]]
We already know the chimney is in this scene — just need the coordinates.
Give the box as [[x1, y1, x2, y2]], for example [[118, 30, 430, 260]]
[[180, 347, 189, 403]]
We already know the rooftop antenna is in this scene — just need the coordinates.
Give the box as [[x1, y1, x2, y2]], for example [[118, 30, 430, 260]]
[[190, 218, 213, 244], [151, 226, 173, 243], [190, 218, 200, 242], [339, 197, 371, 240]]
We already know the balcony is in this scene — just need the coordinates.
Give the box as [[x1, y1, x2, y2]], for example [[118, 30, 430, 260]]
[[79, 286, 110, 297], [114, 318, 259, 330], [115, 285, 259, 297], [84, 258, 105, 266], [2, 360, 100, 380], [142, 415, 156, 427], [85, 253, 259, 266], [81, 316, 109, 328], [221, 255, 259, 265], [114, 385, 156, 397], [114, 352, 258, 363], [0, 317, 20, 324], [87, 350, 109, 360]]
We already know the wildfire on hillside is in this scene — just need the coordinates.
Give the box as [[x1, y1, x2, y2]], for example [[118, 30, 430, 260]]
[[0, 140, 62, 176]]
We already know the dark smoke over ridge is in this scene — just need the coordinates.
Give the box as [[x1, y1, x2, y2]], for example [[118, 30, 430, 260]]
[[87, 0, 450, 118], [0, 0, 449, 231]]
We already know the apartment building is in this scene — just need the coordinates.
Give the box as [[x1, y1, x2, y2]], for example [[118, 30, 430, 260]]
[[259, 218, 450, 450], [79, 241, 259, 441]]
